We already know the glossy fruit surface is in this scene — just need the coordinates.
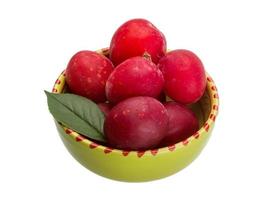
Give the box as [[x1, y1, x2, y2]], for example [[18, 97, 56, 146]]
[[104, 96, 168, 150], [66, 50, 114, 103], [158, 50, 206, 104], [106, 57, 164, 104], [109, 18, 166, 66], [160, 102, 199, 146]]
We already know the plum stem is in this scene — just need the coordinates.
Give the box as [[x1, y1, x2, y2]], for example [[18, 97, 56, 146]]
[[143, 52, 152, 62]]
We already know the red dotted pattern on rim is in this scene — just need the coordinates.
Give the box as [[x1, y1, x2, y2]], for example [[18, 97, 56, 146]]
[[168, 144, 176, 151], [104, 147, 113, 154], [182, 139, 189, 146], [52, 71, 219, 158], [193, 132, 200, 139], [89, 142, 99, 149], [122, 150, 130, 156], [137, 151, 145, 158], [151, 149, 158, 156]]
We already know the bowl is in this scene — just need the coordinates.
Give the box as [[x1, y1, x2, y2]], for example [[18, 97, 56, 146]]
[[51, 48, 219, 182]]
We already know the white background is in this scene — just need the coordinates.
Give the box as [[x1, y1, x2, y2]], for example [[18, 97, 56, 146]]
[[0, 0, 262, 199]]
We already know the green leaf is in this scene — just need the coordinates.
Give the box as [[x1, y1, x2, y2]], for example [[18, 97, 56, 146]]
[[45, 91, 105, 142]]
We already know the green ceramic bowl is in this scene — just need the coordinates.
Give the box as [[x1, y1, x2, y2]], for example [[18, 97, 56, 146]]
[[52, 49, 219, 182]]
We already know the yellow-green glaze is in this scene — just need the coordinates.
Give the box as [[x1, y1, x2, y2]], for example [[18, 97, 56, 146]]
[[51, 49, 219, 182]]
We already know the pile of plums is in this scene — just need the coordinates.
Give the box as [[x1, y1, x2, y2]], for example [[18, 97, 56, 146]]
[[65, 18, 206, 150]]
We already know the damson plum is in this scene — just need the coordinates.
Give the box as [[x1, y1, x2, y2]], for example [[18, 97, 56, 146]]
[[97, 102, 112, 116], [105, 57, 164, 104], [109, 18, 166, 66], [104, 97, 168, 150], [66, 51, 114, 103], [160, 102, 199, 147], [158, 50, 206, 104]]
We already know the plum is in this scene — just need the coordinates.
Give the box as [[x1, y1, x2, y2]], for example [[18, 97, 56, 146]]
[[97, 102, 112, 116], [104, 96, 168, 150], [105, 57, 164, 104], [66, 51, 114, 103], [160, 102, 199, 147], [109, 18, 166, 66], [158, 50, 206, 104]]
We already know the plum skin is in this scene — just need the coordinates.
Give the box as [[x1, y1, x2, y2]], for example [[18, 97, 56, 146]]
[[104, 96, 169, 150], [158, 49, 206, 104], [97, 102, 112, 116], [109, 18, 167, 66], [160, 102, 199, 147], [106, 57, 164, 104], [66, 50, 114, 103]]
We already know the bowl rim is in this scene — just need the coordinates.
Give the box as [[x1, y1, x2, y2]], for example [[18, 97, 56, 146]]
[[52, 49, 219, 157]]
